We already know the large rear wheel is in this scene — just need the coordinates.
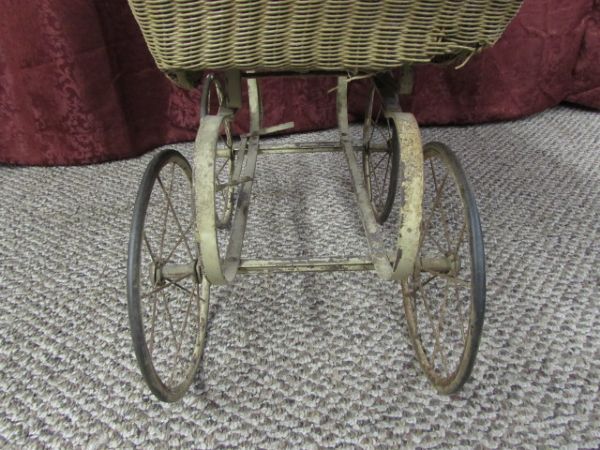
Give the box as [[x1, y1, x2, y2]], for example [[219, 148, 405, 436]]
[[402, 142, 485, 394]]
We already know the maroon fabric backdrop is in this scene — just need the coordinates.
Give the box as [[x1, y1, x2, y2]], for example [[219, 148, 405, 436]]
[[0, 0, 598, 166]]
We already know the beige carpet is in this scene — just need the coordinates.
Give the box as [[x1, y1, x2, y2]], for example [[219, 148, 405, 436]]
[[1, 105, 599, 448]]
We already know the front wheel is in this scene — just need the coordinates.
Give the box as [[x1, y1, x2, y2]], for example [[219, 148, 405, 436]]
[[127, 149, 209, 402], [402, 142, 486, 394]]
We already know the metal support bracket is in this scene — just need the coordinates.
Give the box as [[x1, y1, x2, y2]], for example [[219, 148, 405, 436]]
[[224, 70, 242, 110], [336, 76, 423, 281]]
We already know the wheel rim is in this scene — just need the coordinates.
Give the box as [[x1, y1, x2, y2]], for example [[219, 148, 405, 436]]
[[128, 150, 209, 402], [362, 84, 399, 224], [402, 143, 485, 394]]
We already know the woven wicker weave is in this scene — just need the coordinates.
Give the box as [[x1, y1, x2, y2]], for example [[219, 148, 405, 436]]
[[128, 0, 522, 75]]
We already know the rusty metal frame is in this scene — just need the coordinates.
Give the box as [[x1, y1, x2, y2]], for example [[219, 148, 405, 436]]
[[195, 79, 261, 284], [188, 75, 425, 285], [335, 76, 423, 280], [389, 112, 424, 279]]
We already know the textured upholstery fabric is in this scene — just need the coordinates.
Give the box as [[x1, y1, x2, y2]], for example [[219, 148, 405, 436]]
[[0, 0, 598, 165]]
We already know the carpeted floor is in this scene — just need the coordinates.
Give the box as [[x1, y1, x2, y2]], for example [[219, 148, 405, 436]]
[[1, 106, 599, 449]]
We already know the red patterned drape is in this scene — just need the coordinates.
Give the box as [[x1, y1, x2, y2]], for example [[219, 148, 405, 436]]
[[0, 0, 598, 166]]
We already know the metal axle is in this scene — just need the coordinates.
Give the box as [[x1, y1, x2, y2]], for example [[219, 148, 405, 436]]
[[156, 256, 453, 278], [216, 142, 388, 158]]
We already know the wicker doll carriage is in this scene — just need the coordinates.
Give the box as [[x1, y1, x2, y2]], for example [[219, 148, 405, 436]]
[[126, 0, 523, 402]]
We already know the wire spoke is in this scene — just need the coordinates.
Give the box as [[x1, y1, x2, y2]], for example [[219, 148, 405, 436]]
[[141, 283, 172, 299], [438, 190, 453, 254], [454, 276, 466, 344], [454, 220, 468, 255], [429, 159, 453, 253], [214, 81, 223, 112], [373, 149, 389, 172], [417, 275, 438, 348], [364, 86, 395, 215], [386, 118, 393, 142], [374, 124, 390, 154], [373, 153, 391, 208], [432, 278, 451, 372], [421, 160, 449, 245], [170, 287, 195, 380], [382, 152, 391, 189], [378, 155, 391, 208], [415, 262, 449, 372], [157, 168, 174, 259], [148, 291, 159, 356], [430, 159, 440, 192], [374, 102, 383, 127], [157, 176, 194, 260], [220, 182, 229, 205], [368, 152, 381, 200], [406, 273, 438, 295], [433, 173, 449, 209], [143, 231, 158, 264], [364, 160, 373, 195], [420, 201, 445, 258], [162, 222, 194, 264], [439, 337, 450, 374], [367, 118, 376, 146], [433, 273, 470, 287], [216, 158, 229, 177], [430, 162, 451, 251], [429, 233, 449, 256], [168, 279, 196, 297], [162, 294, 180, 361]]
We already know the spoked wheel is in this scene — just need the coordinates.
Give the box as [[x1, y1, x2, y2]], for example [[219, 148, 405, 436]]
[[201, 74, 235, 228], [127, 149, 209, 402], [402, 142, 485, 394], [362, 82, 400, 224]]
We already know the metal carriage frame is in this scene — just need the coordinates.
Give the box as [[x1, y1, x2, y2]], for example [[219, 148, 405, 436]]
[[127, 68, 486, 402]]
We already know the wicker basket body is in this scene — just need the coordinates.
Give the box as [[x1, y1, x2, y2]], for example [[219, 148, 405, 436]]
[[128, 0, 522, 75]]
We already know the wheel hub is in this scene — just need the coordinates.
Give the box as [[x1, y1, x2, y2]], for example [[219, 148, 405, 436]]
[[149, 260, 200, 285]]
